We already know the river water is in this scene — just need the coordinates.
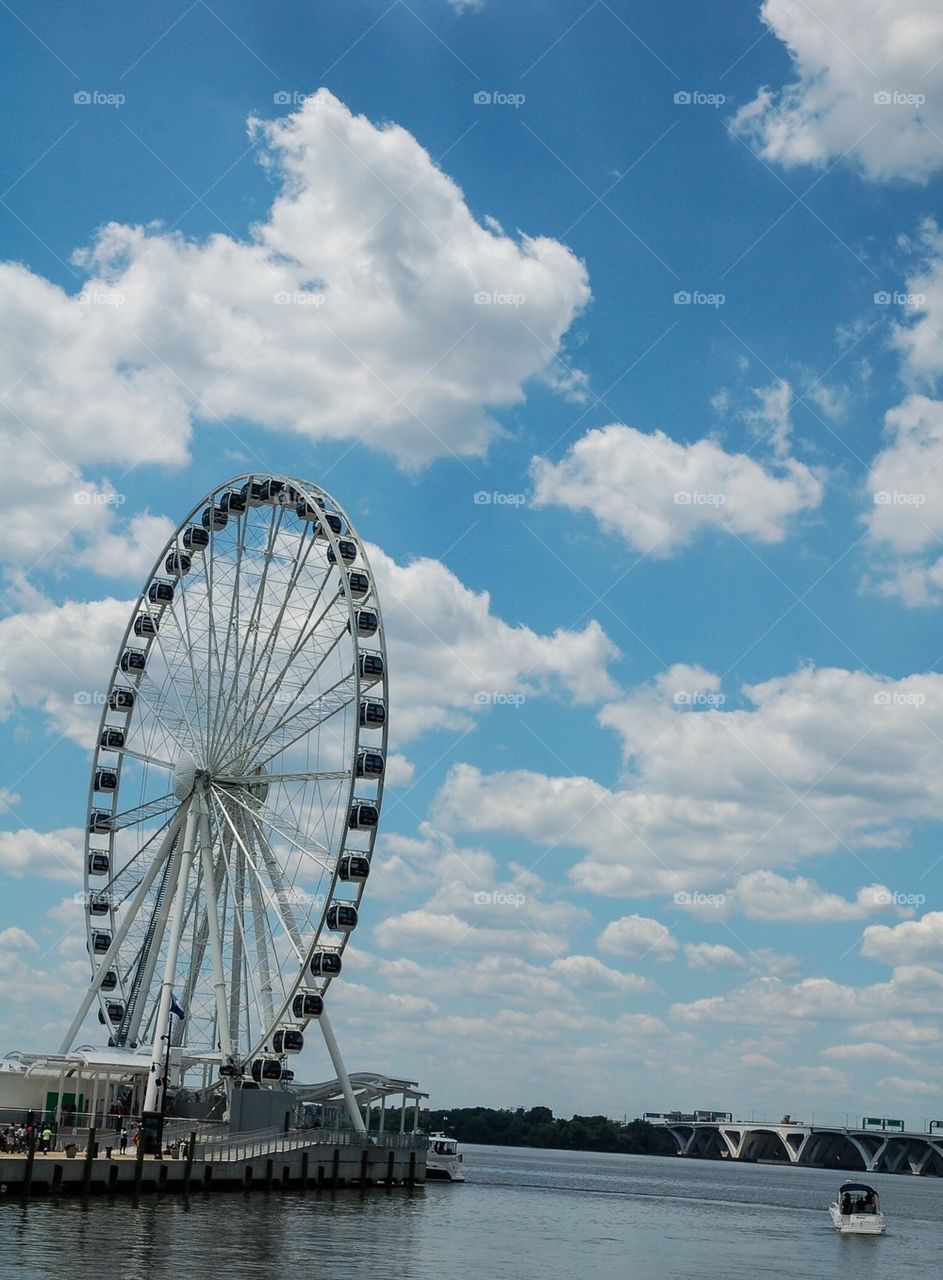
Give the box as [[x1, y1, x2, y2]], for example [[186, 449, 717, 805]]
[[3, 1144, 941, 1278]]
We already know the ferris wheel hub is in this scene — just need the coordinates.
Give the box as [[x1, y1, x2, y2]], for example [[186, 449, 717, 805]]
[[173, 753, 197, 800]]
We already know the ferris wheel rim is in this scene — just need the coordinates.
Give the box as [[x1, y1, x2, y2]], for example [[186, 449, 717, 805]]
[[75, 472, 389, 1083]]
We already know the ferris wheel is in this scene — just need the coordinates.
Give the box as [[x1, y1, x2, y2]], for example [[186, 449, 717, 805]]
[[60, 474, 387, 1123]]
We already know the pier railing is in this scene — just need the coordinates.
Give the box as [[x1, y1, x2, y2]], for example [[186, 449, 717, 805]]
[[194, 1126, 427, 1163], [0, 1105, 428, 1160]]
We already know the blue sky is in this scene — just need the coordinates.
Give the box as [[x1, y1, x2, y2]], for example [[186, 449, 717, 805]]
[[2, 0, 943, 1125]]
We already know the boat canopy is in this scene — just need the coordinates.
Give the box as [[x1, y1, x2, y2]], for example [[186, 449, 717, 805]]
[[839, 1182, 877, 1194]]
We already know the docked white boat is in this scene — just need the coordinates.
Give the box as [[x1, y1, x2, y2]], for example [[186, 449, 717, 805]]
[[426, 1131, 465, 1181], [828, 1182, 886, 1234]]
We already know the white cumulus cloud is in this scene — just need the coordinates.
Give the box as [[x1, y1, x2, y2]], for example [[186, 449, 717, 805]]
[[861, 911, 943, 964], [864, 394, 943, 604], [531, 422, 822, 555], [434, 665, 943, 894], [733, 0, 943, 183], [598, 915, 677, 961], [724, 870, 902, 923], [683, 943, 743, 970]]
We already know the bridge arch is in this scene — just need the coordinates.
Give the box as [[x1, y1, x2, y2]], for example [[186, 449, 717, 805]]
[[800, 1130, 869, 1171], [738, 1128, 794, 1164]]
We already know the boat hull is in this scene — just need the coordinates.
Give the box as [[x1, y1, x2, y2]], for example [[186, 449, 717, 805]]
[[828, 1204, 885, 1235]]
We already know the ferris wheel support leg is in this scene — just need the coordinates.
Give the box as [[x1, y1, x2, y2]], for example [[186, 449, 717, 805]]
[[143, 802, 200, 1114], [58, 806, 186, 1055], [318, 1009, 366, 1134], [197, 796, 235, 1065]]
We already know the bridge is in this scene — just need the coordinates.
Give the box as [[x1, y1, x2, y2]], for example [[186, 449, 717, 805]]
[[645, 1113, 943, 1176]]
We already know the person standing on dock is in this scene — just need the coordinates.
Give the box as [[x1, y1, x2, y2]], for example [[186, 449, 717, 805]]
[[119, 1127, 128, 1154]]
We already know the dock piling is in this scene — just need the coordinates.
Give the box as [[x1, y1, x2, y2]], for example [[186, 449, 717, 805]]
[[82, 1127, 96, 1196], [23, 1130, 37, 1198], [134, 1131, 145, 1194], [183, 1131, 196, 1192]]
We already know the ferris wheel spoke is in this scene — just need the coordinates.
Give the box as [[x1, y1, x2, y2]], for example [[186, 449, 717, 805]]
[[228, 548, 336, 763], [171, 854, 210, 1048], [243, 821, 307, 995], [210, 789, 305, 963], [57, 808, 183, 1054], [145, 603, 210, 760], [97, 811, 179, 901], [226, 826, 245, 1049], [217, 770, 349, 786], [134, 673, 203, 762], [216, 819, 267, 1050], [206, 507, 249, 762], [108, 792, 179, 831], [196, 796, 235, 1059], [212, 500, 289, 760], [235, 592, 345, 764], [283, 773, 348, 869], [165, 576, 216, 754], [197, 534, 225, 753], [241, 669, 357, 771], [122, 801, 192, 1048], [216, 517, 325, 761], [111, 745, 176, 772], [211, 499, 285, 742], [246, 836, 278, 1036], [221, 787, 336, 873]]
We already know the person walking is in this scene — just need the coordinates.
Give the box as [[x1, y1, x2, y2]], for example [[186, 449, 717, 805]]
[[119, 1127, 128, 1154], [40, 1125, 53, 1153]]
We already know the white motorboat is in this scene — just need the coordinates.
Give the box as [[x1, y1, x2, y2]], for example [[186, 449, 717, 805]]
[[425, 1131, 465, 1182], [828, 1181, 886, 1234]]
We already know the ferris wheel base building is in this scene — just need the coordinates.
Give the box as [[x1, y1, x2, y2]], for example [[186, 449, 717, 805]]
[[0, 1051, 427, 1135]]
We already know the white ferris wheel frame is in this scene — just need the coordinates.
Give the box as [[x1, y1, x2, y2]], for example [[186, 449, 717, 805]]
[[59, 473, 389, 1130]]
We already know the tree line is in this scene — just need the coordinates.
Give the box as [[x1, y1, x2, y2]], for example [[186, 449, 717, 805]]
[[421, 1106, 675, 1155]]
